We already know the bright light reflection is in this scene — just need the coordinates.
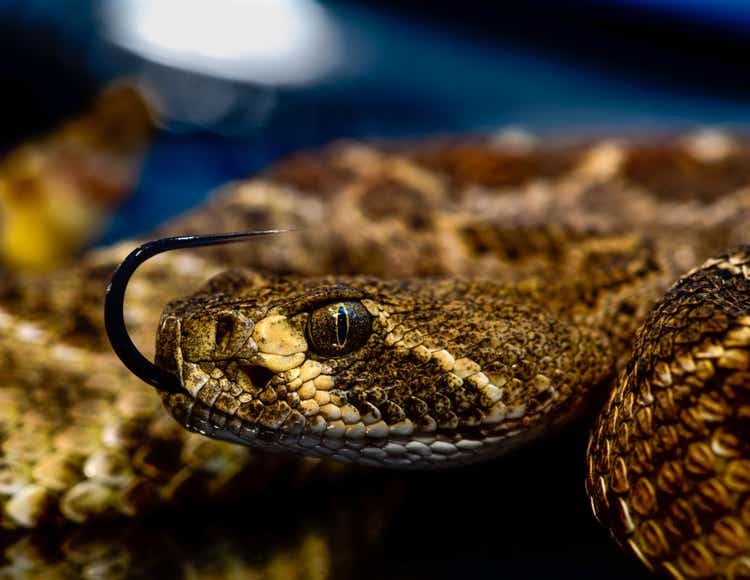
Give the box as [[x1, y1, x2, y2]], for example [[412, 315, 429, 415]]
[[103, 0, 341, 85]]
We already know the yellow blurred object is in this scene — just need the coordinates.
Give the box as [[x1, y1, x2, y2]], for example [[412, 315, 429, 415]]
[[0, 83, 156, 271]]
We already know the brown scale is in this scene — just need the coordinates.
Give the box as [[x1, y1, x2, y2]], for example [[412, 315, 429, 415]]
[[622, 143, 750, 203], [587, 246, 750, 578], [7, 116, 750, 577], [157, 264, 641, 462], [408, 140, 583, 189]]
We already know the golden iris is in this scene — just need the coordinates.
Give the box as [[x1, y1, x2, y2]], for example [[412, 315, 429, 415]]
[[306, 301, 372, 357]]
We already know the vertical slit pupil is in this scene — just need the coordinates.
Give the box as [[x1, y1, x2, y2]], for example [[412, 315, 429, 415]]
[[336, 304, 349, 346]]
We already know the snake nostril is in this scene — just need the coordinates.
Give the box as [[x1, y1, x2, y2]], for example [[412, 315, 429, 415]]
[[213, 311, 255, 358], [245, 365, 275, 389], [215, 314, 236, 348]]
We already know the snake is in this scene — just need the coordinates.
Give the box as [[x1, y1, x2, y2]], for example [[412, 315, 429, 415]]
[[3, 128, 750, 578]]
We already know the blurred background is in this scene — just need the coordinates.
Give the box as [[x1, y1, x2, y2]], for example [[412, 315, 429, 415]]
[[1, 0, 750, 264], [0, 2, 749, 577]]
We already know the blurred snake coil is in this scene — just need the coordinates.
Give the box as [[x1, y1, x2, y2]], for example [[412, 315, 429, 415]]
[[3, 125, 750, 578]]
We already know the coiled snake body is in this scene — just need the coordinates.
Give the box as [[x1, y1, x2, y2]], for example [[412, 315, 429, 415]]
[[3, 133, 750, 577]]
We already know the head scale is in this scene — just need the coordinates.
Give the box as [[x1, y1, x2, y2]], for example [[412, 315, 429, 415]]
[[152, 270, 613, 469]]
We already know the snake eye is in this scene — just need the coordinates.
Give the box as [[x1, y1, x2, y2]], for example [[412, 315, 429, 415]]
[[306, 301, 372, 357]]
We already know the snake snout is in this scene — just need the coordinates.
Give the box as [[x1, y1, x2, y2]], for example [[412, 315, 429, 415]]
[[155, 307, 261, 396]]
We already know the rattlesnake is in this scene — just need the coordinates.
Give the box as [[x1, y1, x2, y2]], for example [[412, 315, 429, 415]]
[[3, 132, 750, 577]]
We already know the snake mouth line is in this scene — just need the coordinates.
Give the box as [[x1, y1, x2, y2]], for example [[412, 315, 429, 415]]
[[175, 396, 531, 469]]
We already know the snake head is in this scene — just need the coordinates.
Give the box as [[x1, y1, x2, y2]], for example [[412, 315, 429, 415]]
[[154, 270, 615, 469]]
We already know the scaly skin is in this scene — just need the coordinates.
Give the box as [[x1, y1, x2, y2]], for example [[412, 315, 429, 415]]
[[588, 247, 750, 578], [156, 134, 750, 577], [4, 127, 750, 577], [156, 261, 652, 467]]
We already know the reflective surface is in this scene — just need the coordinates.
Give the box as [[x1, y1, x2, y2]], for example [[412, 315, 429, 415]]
[[0, 426, 650, 579]]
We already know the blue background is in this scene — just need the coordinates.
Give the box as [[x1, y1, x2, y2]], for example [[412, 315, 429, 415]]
[[1, 1, 750, 243]]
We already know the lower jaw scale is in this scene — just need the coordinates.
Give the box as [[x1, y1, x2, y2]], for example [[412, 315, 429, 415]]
[[180, 397, 494, 469]]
